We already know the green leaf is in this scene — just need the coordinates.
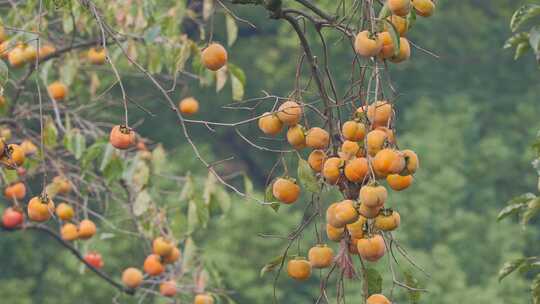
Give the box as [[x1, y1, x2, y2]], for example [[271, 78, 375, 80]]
[[151, 144, 166, 174], [131, 159, 150, 191], [81, 139, 106, 170], [64, 128, 86, 159], [143, 25, 161, 43], [521, 198, 540, 227], [383, 19, 401, 57], [260, 255, 285, 277], [103, 157, 124, 185], [203, 172, 217, 206], [216, 67, 228, 92], [365, 268, 382, 296], [2, 169, 18, 184], [43, 117, 58, 148], [297, 158, 319, 193], [187, 200, 199, 235], [510, 4, 540, 32], [515, 42, 531, 60], [214, 186, 231, 214], [403, 270, 422, 303], [243, 174, 254, 197], [406, 8, 416, 30], [497, 203, 527, 221], [377, 4, 390, 19], [225, 13, 238, 47], [530, 26, 540, 56], [532, 273, 540, 304], [182, 237, 197, 272], [62, 10, 74, 34], [499, 258, 526, 282], [228, 63, 246, 101], [175, 39, 192, 72], [0, 60, 8, 85], [40, 60, 53, 84], [504, 32, 530, 49], [228, 63, 246, 86], [99, 143, 115, 172], [133, 190, 151, 216], [264, 183, 280, 212]]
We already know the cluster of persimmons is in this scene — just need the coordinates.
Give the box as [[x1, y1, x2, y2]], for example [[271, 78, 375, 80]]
[[258, 0, 433, 302]]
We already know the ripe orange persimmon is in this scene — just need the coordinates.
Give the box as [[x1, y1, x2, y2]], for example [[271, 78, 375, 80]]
[[84, 252, 104, 269], [387, 174, 413, 191], [78, 219, 97, 239], [2, 144, 26, 168], [354, 31, 382, 57], [122, 267, 144, 288], [109, 125, 136, 149], [344, 157, 369, 183], [326, 223, 344, 241], [27, 195, 55, 222], [179, 97, 199, 115], [194, 294, 215, 304], [402, 149, 419, 174], [308, 244, 334, 269], [4, 182, 26, 201], [358, 202, 382, 219], [341, 140, 360, 158], [374, 209, 401, 231], [2, 207, 24, 229], [346, 215, 367, 239], [366, 129, 387, 156], [322, 157, 342, 185], [287, 258, 311, 281], [388, 0, 411, 16], [389, 37, 411, 63], [143, 254, 165, 276], [163, 247, 181, 264], [373, 149, 405, 177], [378, 32, 395, 59], [277, 100, 303, 126], [376, 127, 396, 144], [53, 176, 72, 194], [47, 81, 68, 101], [367, 293, 392, 304], [342, 120, 366, 141], [272, 178, 300, 204], [385, 15, 408, 36], [22, 44, 37, 63], [359, 185, 388, 208], [326, 203, 341, 228], [305, 127, 330, 149], [334, 200, 359, 227], [61, 223, 79, 241], [38, 44, 56, 58], [367, 101, 393, 128], [56, 203, 75, 221], [153, 237, 174, 257], [160, 280, 177, 297], [8, 46, 25, 67], [412, 0, 435, 17], [308, 150, 326, 172], [201, 43, 228, 71], [20, 139, 38, 155], [286, 125, 306, 149], [258, 112, 283, 136], [357, 234, 386, 262], [87, 47, 107, 64]]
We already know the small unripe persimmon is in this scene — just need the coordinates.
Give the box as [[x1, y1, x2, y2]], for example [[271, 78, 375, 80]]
[[308, 150, 326, 172], [27, 196, 55, 222], [78, 219, 97, 239], [387, 174, 413, 191], [322, 157, 342, 185], [277, 100, 303, 126], [326, 223, 344, 242], [388, 0, 411, 17], [385, 15, 408, 36], [272, 178, 300, 204], [47, 81, 68, 101], [8, 46, 25, 67], [374, 210, 401, 231], [358, 202, 382, 219], [402, 149, 419, 174], [144, 254, 165, 276], [308, 244, 334, 269], [153, 237, 174, 257], [367, 294, 392, 304], [87, 47, 107, 65], [346, 216, 367, 239], [194, 294, 215, 304], [56, 203, 75, 221], [357, 234, 386, 262], [4, 182, 26, 201], [342, 120, 366, 141], [354, 31, 382, 57], [366, 129, 388, 156], [179, 97, 199, 115], [201, 43, 228, 71], [258, 112, 283, 136], [305, 127, 330, 149], [367, 101, 393, 128], [163, 247, 181, 264], [344, 157, 369, 183], [2, 207, 24, 229], [334, 200, 359, 227], [412, 0, 435, 17], [359, 185, 388, 208], [61, 223, 79, 241], [389, 37, 411, 63], [286, 125, 306, 150], [160, 280, 177, 297], [122, 267, 143, 288], [287, 258, 311, 281], [109, 125, 136, 149]]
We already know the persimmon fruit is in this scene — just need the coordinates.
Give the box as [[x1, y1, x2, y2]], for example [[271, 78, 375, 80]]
[[277, 100, 303, 126], [272, 178, 300, 204], [122, 267, 143, 288], [4, 182, 26, 201], [287, 258, 311, 281], [305, 127, 330, 149], [308, 244, 334, 269], [179, 97, 199, 115], [47, 81, 68, 101], [357, 234, 386, 262], [78, 219, 97, 239], [109, 125, 136, 149], [2, 207, 23, 228], [258, 112, 283, 136], [201, 43, 228, 71]]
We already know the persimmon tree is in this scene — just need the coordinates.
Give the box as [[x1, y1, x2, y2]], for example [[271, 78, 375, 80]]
[[0, 0, 439, 303]]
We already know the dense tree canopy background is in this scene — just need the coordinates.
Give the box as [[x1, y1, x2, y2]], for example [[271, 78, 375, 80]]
[[1, 0, 539, 303]]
